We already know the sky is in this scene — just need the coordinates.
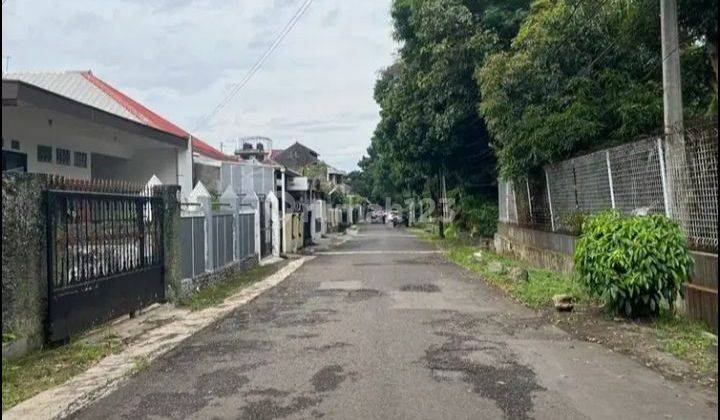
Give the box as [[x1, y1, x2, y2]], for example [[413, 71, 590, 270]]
[[1, 0, 398, 171]]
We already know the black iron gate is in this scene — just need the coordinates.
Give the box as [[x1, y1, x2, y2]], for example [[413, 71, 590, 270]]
[[45, 190, 165, 343]]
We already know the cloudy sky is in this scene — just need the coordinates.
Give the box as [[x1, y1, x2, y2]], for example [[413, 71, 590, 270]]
[[1, 0, 398, 171]]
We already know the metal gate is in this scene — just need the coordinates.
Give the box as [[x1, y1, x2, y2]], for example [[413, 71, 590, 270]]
[[45, 190, 165, 343], [259, 197, 272, 257]]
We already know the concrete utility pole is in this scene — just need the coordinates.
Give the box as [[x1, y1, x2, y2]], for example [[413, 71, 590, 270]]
[[660, 0, 687, 222], [437, 168, 445, 239], [661, 0, 684, 134]]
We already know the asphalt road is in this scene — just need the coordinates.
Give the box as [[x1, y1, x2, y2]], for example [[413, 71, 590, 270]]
[[72, 224, 717, 420]]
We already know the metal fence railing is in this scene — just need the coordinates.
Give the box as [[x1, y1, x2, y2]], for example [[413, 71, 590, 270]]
[[180, 215, 206, 279], [499, 120, 718, 252], [179, 203, 258, 280]]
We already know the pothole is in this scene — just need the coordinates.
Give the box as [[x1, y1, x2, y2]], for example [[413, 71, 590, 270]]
[[422, 335, 543, 420], [345, 289, 382, 302], [400, 284, 441, 293]]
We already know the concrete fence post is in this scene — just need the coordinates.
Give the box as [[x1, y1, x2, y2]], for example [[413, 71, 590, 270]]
[[657, 137, 672, 218], [525, 178, 533, 218], [606, 151, 616, 209], [505, 181, 510, 221], [267, 191, 280, 257], [241, 191, 261, 260], [158, 184, 182, 301], [545, 169, 556, 232]]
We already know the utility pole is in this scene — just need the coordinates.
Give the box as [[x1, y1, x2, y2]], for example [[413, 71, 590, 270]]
[[661, 0, 684, 134], [437, 168, 445, 239], [660, 0, 686, 222]]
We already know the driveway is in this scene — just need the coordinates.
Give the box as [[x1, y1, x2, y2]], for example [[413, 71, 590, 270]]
[[71, 224, 717, 419]]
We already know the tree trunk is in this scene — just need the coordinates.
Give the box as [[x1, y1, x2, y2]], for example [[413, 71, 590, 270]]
[[707, 40, 718, 114], [707, 41, 718, 94]]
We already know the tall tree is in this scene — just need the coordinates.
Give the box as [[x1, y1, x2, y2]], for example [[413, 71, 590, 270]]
[[359, 0, 531, 229], [477, 0, 716, 179]]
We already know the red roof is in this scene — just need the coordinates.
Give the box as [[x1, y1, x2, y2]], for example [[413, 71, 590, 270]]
[[81, 71, 233, 161], [193, 138, 235, 161]]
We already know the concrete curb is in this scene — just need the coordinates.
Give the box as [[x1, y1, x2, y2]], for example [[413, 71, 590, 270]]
[[4, 257, 313, 420]]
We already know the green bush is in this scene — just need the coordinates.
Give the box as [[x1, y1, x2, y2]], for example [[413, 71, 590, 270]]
[[443, 223, 459, 239], [451, 194, 498, 238], [574, 211, 693, 317]]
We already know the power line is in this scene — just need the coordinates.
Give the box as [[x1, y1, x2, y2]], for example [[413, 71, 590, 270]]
[[193, 0, 314, 132]]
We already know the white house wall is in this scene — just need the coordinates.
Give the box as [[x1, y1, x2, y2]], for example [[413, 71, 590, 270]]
[[2, 107, 133, 179], [177, 137, 193, 196], [92, 148, 178, 186], [2, 106, 190, 194]]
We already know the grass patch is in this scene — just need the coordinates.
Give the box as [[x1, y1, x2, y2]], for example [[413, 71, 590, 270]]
[[411, 226, 718, 376], [178, 260, 289, 311], [654, 311, 718, 373], [2, 332, 123, 411], [410, 227, 589, 309]]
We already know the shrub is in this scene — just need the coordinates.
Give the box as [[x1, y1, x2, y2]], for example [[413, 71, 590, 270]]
[[574, 211, 693, 317], [443, 223, 459, 239], [452, 194, 498, 238]]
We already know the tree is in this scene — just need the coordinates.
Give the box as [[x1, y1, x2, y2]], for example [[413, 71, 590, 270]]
[[357, 0, 531, 233], [477, 0, 716, 179]]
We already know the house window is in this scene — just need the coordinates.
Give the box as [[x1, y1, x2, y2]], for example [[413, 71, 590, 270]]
[[56, 148, 71, 165], [37, 145, 52, 163], [74, 151, 88, 168]]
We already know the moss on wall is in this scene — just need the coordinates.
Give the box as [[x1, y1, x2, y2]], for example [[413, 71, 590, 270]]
[[2, 173, 50, 353], [157, 185, 183, 302]]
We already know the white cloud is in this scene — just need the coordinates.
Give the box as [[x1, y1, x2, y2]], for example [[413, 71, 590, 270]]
[[1, 0, 398, 170]]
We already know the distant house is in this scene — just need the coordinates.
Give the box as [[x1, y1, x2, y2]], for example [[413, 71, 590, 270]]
[[192, 138, 237, 196], [1, 70, 229, 196], [272, 141, 321, 173], [272, 140, 355, 238], [219, 137, 285, 258], [325, 163, 349, 194]]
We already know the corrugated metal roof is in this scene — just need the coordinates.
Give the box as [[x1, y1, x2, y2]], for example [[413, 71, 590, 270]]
[[4, 70, 140, 122], [4, 70, 234, 160]]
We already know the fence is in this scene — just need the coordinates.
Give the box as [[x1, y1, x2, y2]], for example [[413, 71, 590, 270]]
[[179, 184, 258, 281], [180, 215, 206, 279], [46, 190, 164, 291], [500, 120, 718, 252]]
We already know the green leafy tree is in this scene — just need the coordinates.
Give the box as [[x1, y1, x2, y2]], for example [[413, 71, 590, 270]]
[[477, 0, 716, 179], [358, 0, 531, 229]]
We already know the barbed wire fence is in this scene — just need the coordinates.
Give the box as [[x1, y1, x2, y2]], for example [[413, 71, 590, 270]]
[[499, 119, 718, 252]]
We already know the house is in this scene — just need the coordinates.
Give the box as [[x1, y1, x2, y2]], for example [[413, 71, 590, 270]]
[[271, 141, 321, 173], [220, 137, 285, 258], [1, 70, 230, 196], [325, 163, 349, 195], [192, 138, 237, 196], [271, 141, 356, 238]]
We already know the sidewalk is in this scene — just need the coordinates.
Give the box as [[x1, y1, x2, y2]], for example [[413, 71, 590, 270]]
[[3, 257, 312, 420]]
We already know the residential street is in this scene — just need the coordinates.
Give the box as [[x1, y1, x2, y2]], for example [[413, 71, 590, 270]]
[[71, 224, 716, 420]]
